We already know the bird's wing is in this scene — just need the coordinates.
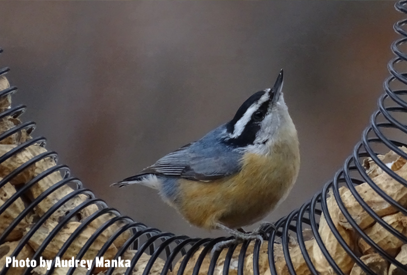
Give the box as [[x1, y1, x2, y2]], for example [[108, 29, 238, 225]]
[[142, 142, 242, 181], [141, 143, 192, 176], [180, 153, 241, 181]]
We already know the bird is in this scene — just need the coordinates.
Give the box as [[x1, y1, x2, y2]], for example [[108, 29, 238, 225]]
[[112, 70, 300, 250]]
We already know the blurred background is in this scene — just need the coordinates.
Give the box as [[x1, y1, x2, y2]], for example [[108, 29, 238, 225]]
[[0, 1, 401, 238]]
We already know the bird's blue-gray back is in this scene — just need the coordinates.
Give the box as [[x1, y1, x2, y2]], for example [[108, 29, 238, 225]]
[[142, 125, 243, 181]]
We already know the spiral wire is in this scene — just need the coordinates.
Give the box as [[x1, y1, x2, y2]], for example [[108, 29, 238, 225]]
[[264, 1, 407, 274], [2, 1, 407, 274], [0, 54, 192, 275]]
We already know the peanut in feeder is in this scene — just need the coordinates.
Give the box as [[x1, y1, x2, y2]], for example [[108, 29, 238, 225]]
[[2, 2, 407, 274]]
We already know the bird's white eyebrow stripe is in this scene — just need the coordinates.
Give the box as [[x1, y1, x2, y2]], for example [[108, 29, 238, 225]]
[[230, 90, 271, 138]]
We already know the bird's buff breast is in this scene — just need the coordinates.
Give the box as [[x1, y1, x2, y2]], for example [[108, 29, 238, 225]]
[[176, 142, 300, 229]]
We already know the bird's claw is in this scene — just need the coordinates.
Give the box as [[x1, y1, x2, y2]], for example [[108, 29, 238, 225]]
[[210, 233, 263, 256], [251, 222, 276, 238], [211, 223, 266, 256], [211, 239, 237, 256]]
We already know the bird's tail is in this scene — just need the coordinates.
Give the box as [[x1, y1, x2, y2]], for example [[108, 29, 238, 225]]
[[111, 173, 161, 189]]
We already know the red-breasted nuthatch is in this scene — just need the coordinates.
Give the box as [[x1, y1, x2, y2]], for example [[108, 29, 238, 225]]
[[112, 70, 300, 248]]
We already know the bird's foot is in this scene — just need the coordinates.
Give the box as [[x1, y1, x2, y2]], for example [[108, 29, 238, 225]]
[[216, 223, 265, 241], [212, 223, 264, 255], [255, 222, 298, 245], [211, 222, 297, 255], [251, 221, 277, 236], [211, 239, 239, 255]]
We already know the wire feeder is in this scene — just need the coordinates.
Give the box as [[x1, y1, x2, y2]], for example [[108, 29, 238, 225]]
[[1, 2, 407, 274]]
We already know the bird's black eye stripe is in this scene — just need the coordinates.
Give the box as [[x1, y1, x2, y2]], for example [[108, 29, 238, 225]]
[[227, 91, 265, 133], [225, 96, 272, 147], [224, 123, 260, 147]]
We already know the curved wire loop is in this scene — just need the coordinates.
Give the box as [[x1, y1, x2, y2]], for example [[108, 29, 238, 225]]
[[2, 2, 407, 274]]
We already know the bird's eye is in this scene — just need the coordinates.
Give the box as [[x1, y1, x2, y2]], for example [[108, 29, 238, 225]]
[[252, 111, 265, 121]]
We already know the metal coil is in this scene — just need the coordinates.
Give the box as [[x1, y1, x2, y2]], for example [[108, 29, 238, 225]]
[[268, 1, 407, 274], [2, 1, 407, 274], [0, 52, 186, 275]]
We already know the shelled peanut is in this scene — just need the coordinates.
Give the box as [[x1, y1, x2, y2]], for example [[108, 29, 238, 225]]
[[0, 241, 34, 275], [0, 76, 29, 145], [171, 239, 315, 275], [84, 209, 131, 249], [311, 187, 355, 274], [309, 147, 407, 275], [104, 250, 168, 275], [339, 148, 407, 231], [167, 147, 407, 275], [358, 212, 407, 257], [351, 149, 407, 275], [32, 266, 88, 275], [0, 182, 30, 241], [27, 221, 117, 261], [346, 148, 407, 275], [30, 250, 169, 275], [0, 143, 94, 224], [0, 143, 131, 248], [0, 74, 134, 274], [388, 244, 407, 275], [349, 253, 388, 275], [264, 240, 315, 275], [0, 76, 10, 107], [172, 242, 261, 275], [31, 250, 170, 275], [5, 68, 407, 275]]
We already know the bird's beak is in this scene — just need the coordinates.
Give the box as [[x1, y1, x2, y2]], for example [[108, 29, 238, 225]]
[[271, 69, 284, 105]]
